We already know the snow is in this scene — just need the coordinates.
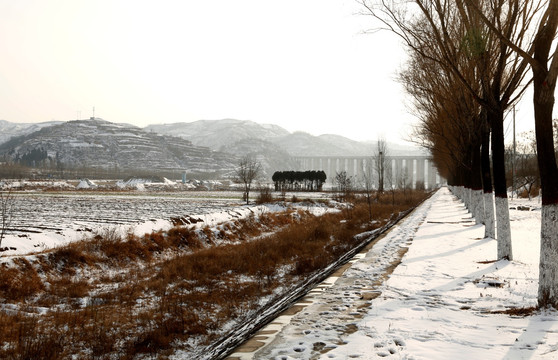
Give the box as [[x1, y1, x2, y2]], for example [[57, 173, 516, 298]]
[[76, 179, 97, 189], [247, 186, 558, 360], [0, 196, 338, 262]]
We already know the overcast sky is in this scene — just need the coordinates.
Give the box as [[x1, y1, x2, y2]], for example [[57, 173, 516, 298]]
[[0, 1, 537, 144]]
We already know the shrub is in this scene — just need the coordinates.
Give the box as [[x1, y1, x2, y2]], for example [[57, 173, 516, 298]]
[[256, 186, 274, 204]]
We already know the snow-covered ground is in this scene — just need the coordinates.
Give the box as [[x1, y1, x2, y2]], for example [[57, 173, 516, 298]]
[[239, 186, 558, 360], [0, 190, 335, 260]]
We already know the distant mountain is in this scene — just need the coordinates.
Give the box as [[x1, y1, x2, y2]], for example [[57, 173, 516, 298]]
[[268, 131, 355, 157], [0, 119, 237, 176], [145, 119, 290, 151], [316, 134, 374, 156], [220, 138, 299, 174], [0, 118, 427, 180], [146, 120, 426, 157], [0, 120, 63, 145]]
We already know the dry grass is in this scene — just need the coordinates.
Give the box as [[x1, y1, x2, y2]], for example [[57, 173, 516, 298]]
[[488, 306, 538, 317], [0, 189, 429, 359]]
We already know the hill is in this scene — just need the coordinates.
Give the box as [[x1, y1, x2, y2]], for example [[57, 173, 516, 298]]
[[0, 119, 63, 145], [145, 119, 426, 157], [0, 118, 428, 179], [145, 119, 290, 151], [0, 119, 237, 178]]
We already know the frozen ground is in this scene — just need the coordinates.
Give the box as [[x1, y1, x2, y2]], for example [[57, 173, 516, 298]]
[[238, 186, 558, 360], [0, 190, 334, 259]]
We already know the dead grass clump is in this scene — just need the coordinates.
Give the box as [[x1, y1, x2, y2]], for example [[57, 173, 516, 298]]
[[46, 243, 97, 275], [131, 296, 207, 356], [0, 260, 44, 301], [200, 225, 215, 244], [144, 231, 168, 252], [489, 306, 538, 317], [235, 214, 261, 239], [267, 210, 297, 227], [48, 277, 90, 299], [167, 226, 202, 249], [98, 234, 152, 264], [14, 319, 66, 360], [292, 255, 330, 275]]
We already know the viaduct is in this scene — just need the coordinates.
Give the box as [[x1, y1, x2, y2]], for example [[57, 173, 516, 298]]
[[292, 155, 441, 189]]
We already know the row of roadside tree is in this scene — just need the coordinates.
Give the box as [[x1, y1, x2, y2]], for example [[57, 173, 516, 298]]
[[360, 0, 558, 308]]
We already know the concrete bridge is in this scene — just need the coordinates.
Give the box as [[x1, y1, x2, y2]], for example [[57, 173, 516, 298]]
[[293, 155, 441, 189]]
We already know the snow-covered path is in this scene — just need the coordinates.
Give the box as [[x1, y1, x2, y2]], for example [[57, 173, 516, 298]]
[[231, 187, 558, 360]]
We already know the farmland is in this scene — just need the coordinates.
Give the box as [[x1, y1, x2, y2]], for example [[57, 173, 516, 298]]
[[0, 187, 329, 256]]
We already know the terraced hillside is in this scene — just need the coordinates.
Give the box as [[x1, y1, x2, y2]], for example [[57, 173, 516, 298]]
[[0, 119, 237, 175]]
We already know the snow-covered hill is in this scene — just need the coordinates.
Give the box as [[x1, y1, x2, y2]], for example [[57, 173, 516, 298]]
[[145, 119, 290, 151], [0, 119, 237, 175], [0, 119, 62, 144], [0, 118, 427, 178], [145, 119, 427, 157]]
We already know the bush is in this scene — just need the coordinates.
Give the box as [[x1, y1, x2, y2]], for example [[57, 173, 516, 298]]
[[256, 186, 274, 204]]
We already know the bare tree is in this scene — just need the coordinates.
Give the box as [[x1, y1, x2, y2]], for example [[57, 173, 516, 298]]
[[335, 171, 353, 202], [397, 166, 411, 199], [361, 158, 375, 221], [374, 137, 388, 193], [0, 182, 15, 248], [234, 156, 262, 205]]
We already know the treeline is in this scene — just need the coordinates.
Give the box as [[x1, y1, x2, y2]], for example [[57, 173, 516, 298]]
[[365, 1, 558, 308], [272, 170, 326, 191]]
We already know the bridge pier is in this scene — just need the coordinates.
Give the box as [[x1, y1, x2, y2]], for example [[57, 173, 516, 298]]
[[293, 155, 440, 190]]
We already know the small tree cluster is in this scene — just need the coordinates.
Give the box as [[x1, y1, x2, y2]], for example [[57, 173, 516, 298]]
[[335, 171, 353, 202], [271, 171, 326, 192]]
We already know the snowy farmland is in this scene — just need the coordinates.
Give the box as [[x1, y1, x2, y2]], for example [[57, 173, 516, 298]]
[[0, 191, 238, 256], [0, 189, 332, 258]]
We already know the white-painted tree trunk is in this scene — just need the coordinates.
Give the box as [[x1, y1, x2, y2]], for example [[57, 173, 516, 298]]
[[539, 204, 558, 307], [483, 192, 495, 239], [453, 186, 463, 201], [473, 190, 484, 224], [465, 187, 472, 213], [495, 196, 512, 260]]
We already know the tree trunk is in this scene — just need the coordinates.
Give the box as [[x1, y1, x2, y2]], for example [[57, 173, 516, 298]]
[[533, 60, 558, 308], [471, 141, 484, 224], [490, 108, 512, 260], [481, 123, 495, 238], [462, 155, 473, 213]]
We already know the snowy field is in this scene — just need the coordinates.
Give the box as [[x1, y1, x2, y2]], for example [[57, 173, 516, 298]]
[[0, 191, 238, 256], [241, 186, 558, 360], [0, 188, 332, 258]]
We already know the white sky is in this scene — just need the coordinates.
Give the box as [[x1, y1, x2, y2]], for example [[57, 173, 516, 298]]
[[0, 0, 417, 143]]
